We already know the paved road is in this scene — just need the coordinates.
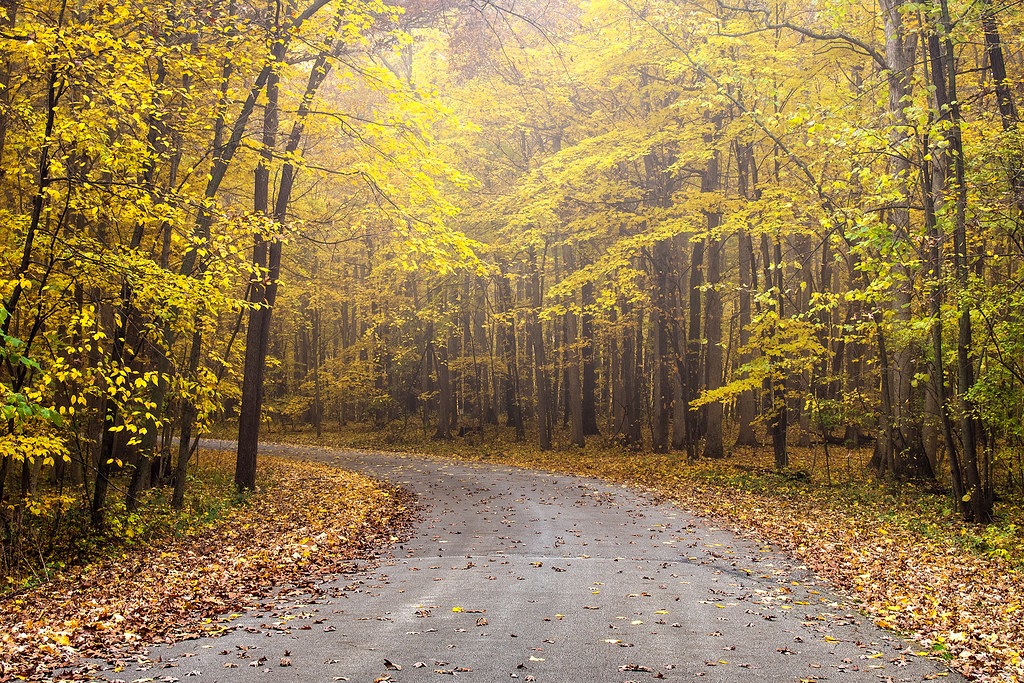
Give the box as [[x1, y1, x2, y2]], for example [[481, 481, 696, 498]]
[[90, 441, 961, 682]]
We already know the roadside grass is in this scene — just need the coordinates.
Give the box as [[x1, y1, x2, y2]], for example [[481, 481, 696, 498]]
[[1, 450, 414, 681], [236, 420, 1024, 682]]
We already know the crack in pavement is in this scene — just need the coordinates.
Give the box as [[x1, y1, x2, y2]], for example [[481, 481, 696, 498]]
[[76, 440, 964, 682]]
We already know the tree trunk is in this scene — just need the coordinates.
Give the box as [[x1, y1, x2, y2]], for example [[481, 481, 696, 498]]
[[530, 246, 553, 449], [652, 240, 671, 453], [944, 13, 988, 522], [475, 278, 497, 425], [770, 239, 788, 469], [173, 327, 204, 508], [686, 237, 705, 448], [235, 20, 336, 488], [981, 0, 1021, 164], [496, 261, 525, 438], [670, 239, 693, 456], [880, 0, 927, 478], [433, 337, 452, 439], [703, 232, 725, 459], [312, 306, 322, 437], [735, 228, 759, 446], [934, 0, 991, 520], [611, 303, 624, 434], [563, 245, 584, 447], [924, 33, 967, 512], [236, 51, 281, 491], [581, 280, 600, 435], [620, 297, 641, 447], [700, 131, 725, 458], [0, 0, 18, 165]]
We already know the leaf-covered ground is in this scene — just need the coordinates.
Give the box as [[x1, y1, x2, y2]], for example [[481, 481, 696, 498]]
[[247, 423, 1024, 682], [0, 451, 414, 681]]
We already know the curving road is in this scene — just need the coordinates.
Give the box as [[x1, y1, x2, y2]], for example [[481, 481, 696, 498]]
[[88, 441, 962, 682]]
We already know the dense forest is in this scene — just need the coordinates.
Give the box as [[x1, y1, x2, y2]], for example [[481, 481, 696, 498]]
[[1, 0, 1023, 558]]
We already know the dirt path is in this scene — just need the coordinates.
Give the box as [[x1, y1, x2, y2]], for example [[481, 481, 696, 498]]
[[84, 440, 961, 682]]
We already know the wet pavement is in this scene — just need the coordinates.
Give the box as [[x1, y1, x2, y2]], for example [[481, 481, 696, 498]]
[[82, 440, 962, 682]]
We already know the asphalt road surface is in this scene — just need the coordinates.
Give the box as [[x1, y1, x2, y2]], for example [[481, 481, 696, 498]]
[[86, 440, 963, 682]]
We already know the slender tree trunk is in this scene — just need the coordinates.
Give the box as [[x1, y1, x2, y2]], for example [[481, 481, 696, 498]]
[[981, 0, 1021, 188], [631, 317, 644, 448], [735, 228, 758, 446], [611, 303, 624, 434], [925, 29, 967, 513], [563, 245, 584, 447], [843, 250, 867, 447], [703, 232, 725, 459], [581, 280, 600, 435], [496, 261, 525, 438], [686, 237, 705, 449], [770, 239, 788, 469], [433, 336, 452, 439], [172, 326, 205, 508], [670, 241, 693, 456], [620, 297, 641, 447], [652, 240, 671, 453], [670, 265, 688, 451], [873, 311, 899, 478], [880, 0, 925, 478], [461, 294, 478, 426], [475, 279, 497, 425], [529, 246, 553, 449], [312, 307, 322, 436], [794, 233, 814, 448], [515, 264, 532, 422], [0, 0, 18, 165]]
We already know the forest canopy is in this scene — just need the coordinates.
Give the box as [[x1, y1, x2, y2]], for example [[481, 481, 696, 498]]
[[1, 0, 1023, 549]]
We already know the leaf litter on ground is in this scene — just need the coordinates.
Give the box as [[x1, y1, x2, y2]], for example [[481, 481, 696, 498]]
[[1, 450, 414, 681]]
